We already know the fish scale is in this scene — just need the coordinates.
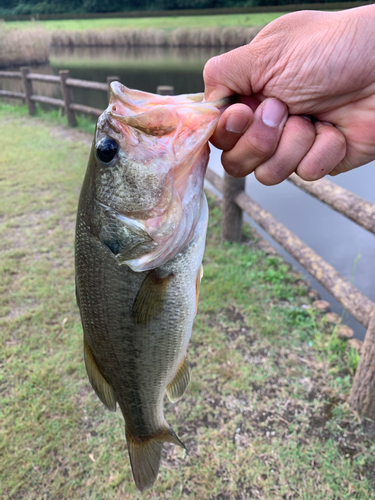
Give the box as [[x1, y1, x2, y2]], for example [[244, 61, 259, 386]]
[[75, 82, 228, 491]]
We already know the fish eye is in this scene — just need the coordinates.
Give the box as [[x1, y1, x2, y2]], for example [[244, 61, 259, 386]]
[[96, 137, 118, 163]]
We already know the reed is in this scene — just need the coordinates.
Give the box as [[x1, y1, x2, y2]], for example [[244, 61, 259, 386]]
[[0, 25, 262, 68], [170, 26, 261, 47], [0, 29, 51, 67], [51, 26, 262, 48]]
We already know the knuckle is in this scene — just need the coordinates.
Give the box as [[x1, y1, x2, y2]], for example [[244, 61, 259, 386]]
[[317, 126, 346, 165], [328, 131, 346, 159], [298, 125, 347, 181], [255, 158, 290, 186], [287, 117, 316, 148], [221, 151, 252, 177], [243, 132, 276, 160], [203, 56, 221, 86]]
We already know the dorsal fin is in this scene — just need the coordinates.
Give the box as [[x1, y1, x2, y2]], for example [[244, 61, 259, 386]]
[[132, 271, 173, 324], [166, 356, 191, 403], [84, 340, 116, 412]]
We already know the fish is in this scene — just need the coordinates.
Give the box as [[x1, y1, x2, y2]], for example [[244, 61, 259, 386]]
[[75, 82, 229, 491]]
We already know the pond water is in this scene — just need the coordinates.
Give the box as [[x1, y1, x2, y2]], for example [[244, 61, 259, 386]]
[[208, 149, 375, 340], [2, 45, 374, 338]]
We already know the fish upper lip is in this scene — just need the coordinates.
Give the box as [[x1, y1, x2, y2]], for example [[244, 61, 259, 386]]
[[110, 82, 238, 110]]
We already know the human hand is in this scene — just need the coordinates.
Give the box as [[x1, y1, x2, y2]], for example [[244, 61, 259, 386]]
[[204, 5, 375, 184]]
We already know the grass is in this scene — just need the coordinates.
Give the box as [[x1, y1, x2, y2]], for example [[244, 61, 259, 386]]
[[1, 103, 375, 499], [4, 13, 283, 31], [0, 101, 96, 134]]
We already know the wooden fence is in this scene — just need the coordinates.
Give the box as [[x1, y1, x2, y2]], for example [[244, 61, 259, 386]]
[[208, 170, 375, 419], [0, 67, 119, 126], [1, 68, 375, 419]]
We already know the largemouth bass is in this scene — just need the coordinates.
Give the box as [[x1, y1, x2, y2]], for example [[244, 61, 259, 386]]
[[75, 82, 227, 491]]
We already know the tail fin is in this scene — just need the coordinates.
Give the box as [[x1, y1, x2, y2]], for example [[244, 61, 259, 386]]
[[126, 427, 185, 492]]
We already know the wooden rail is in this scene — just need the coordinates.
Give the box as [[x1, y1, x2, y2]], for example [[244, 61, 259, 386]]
[[212, 169, 375, 419], [1, 68, 374, 419], [0, 71, 22, 79], [0, 90, 24, 99], [206, 169, 375, 326], [288, 173, 375, 236], [0, 67, 119, 125]]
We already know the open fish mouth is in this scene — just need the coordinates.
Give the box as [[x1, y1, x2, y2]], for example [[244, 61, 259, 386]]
[[90, 83, 232, 273], [106, 82, 238, 140]]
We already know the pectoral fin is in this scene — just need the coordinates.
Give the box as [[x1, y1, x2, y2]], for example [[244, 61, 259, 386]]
[[166, 356, 191, 403], [84, 340, 116, 412], [132, 270, 173, 324]]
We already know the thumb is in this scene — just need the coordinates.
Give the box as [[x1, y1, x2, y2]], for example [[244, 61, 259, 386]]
[[203, 46, 256, 102]]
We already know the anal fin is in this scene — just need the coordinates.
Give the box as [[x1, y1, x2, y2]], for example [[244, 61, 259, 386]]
[[84, 340, 116, 412], [132, 270, 173, 325], [166, 356, 191, 403]]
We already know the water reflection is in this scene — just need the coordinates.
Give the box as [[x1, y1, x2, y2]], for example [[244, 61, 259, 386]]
[[209, 147, 375, 339], [0, 46, 223, 109], [51, 45, 224, 67], [49, 45, 224, 101]]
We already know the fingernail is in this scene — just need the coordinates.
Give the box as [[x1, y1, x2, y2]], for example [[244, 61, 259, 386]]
[[225, 112, 250, 134], [262, 99, 287, 127]]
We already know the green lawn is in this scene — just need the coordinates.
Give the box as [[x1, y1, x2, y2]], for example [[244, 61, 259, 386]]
[[4, 12, 283, 31], [1, 103, 375, 499]]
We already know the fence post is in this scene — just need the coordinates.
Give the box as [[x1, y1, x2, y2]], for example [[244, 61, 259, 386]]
[[59, 70, 76, 127], [221, 172, 245, 242], [106, 76, 120, 102], [20, 67, 36, 115], [349, 305, 375, 418], [157, 85, 174, 95]]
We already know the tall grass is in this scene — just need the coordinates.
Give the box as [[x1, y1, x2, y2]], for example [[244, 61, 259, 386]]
[[0, 28, 51, 67], [51, 25, 262, 47], [0, 24, 262, 67], [169, 26, 260, 47]]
